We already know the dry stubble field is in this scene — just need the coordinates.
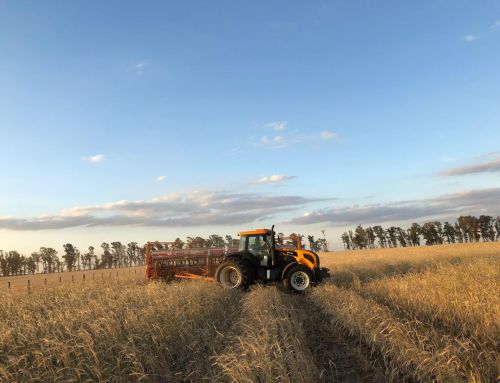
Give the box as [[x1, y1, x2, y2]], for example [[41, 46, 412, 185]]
[[0, 242, 498, 382], [2, 266, 145, 294]]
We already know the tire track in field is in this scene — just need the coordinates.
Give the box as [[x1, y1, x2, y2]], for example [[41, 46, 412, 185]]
[[289, 293, 386, 383]]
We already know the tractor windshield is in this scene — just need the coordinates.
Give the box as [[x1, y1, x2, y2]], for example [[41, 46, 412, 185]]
[[240, 234, 273, 259]]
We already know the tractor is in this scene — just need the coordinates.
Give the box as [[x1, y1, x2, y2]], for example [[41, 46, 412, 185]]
[[215, 226, 330, 292]]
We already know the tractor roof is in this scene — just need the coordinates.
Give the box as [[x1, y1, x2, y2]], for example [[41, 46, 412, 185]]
[[238, 228, 271, 236]]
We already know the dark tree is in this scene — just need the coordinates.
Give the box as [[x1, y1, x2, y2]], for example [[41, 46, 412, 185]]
[[341, 232, 351, 250], [101, 242, 113, 268], [478, 215, 495, 242], [62, 244, 77, 272], [386, 227, 398, 248], [365, 227, 376, 248], [408, 223, 421, 246], [443, 222, 455, 244], [372, 225, 386, 248], [396, 227, 408, 247], [352, 225, 368, 249]]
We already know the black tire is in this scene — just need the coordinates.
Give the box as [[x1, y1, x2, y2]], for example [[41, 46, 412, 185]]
[[283, 264, 312, 293], [215, 258, 254, 289]]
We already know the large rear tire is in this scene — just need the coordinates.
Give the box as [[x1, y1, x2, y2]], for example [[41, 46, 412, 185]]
[[283, 264, 312, 293], [216, 258, 254, 289]]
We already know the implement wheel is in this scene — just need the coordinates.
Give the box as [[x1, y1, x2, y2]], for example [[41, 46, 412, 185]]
[[283, 265, 312, 293], [216, 258, 254, 289]]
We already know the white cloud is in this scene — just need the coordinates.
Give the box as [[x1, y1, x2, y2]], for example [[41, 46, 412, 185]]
[[319, 130, 336, 140], [156, 175, 167, 182], [261, 135, 288, 149], [135, 60, 148, 75], [257, 175, 296, 184], [260, 132, 304, 149], [464, 34, 479, 42], [85, 154, 105, 163], [264, 121, 287, 131], [0, 190, 327, 230]]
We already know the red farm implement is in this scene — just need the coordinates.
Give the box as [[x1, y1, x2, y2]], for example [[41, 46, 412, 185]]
[[146, 242, 238, 281]]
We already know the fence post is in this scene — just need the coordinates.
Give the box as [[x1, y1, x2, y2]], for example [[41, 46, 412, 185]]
[[59, 276, 62, 284], [83, 273, 85, 285], [8, 281, 10, 290], [116, 271, 118, 277], [27, 279, 30, 292], [44, 278, 47, 286]]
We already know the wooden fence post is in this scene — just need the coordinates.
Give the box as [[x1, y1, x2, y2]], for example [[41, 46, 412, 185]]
[[44, 278, 47, 286], [8, 281, 10, 290], [27, 279, 30, 291]]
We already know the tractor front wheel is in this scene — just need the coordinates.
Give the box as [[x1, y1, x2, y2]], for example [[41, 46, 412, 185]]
[[283, 265, 312, 293], [216, 258, 254, 289]]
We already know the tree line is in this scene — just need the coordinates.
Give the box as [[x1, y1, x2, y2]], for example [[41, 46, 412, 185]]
[[0, 231, 329, 277], [152, 233, 329, 253], [340, 215, 500, 250], [0, 242, 147, 277]]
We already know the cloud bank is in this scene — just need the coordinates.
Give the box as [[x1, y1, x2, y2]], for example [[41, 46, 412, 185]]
[[0, 191, 324, 231], [439, 157, 500, 176], [288, 188, 500, 226], [2, 186, 498, 231]]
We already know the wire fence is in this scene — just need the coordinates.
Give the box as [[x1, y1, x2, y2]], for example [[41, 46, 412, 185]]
[[3, 267, 146, 294]]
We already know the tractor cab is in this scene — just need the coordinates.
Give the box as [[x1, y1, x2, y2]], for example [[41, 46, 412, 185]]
[[238, 229, 273, 260]]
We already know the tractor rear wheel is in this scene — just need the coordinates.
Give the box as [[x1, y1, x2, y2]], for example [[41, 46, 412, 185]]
[[283, 265, 312, 293], [216, 258, 254, 289]]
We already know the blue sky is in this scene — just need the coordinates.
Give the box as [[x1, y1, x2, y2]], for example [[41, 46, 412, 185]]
[[1, 1, 499, 252]]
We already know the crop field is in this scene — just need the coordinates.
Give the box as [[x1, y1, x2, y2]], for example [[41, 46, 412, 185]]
[[1, 266, 145, 294], [0, 242, 498, 382]]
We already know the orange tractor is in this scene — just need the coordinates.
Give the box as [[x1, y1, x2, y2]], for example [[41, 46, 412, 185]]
[[146, 226, 330, 292]]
